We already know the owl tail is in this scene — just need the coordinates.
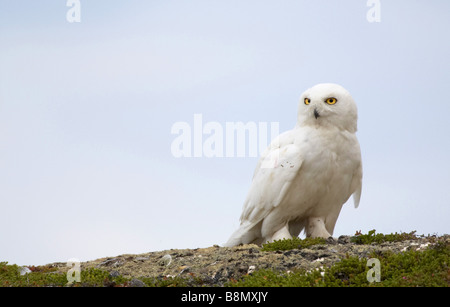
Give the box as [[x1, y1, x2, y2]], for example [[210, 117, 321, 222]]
[[353, 184, 362, 208], [222, 220, 263, 247]]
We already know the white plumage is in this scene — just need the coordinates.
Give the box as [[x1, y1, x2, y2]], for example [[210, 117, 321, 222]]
[[224, 83, 362, 247]]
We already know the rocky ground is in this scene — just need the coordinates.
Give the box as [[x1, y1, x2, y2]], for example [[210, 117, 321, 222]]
[[50, 234, 449, 286]]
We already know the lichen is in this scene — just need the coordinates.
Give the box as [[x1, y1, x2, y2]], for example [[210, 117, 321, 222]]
[[261, 237, 326, 251]]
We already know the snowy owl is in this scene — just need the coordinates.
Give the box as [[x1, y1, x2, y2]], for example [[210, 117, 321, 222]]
[[224, 83, 362, 247]]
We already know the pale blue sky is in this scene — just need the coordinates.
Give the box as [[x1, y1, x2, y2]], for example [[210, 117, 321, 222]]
[[1, 1, 449, 265]]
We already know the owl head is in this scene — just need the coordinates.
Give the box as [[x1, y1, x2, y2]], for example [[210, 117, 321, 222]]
[[298, 83, 358, 133]]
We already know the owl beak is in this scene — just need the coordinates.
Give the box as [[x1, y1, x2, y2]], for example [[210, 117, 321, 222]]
[[314, 108, 320, 119]]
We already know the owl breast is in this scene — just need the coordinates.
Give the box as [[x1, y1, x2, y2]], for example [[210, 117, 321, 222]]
[[284, 127, 360, 219]]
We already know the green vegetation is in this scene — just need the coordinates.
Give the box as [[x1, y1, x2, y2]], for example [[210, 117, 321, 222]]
[[228, 240, 449, 287], [0, 263, 128, 287], [1, 263, 65, 287], [261, 237, 326, 251], [260, 230, 422, 252], [351, 229, 419, 244], [261, 230, 421, 251], [0, 263, 196, 287]]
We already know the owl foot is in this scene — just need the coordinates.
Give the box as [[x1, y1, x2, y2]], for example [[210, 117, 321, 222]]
[[306, 217, 332, 238]]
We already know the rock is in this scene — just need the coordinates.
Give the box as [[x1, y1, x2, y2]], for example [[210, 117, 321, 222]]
[[337, 235, 351, 244], [159, 254, 172, 266], [247, 265, 256, 274], [129, 278, 146, 287], [109, 270, 121, 278], [97, 258, 122, 268], [19, 267, 32, 276], [326, 237, 337, 244]]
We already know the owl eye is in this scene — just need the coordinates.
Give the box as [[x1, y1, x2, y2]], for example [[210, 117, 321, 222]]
[[304, 98, 311, 105], [325, 97, 337, 105]]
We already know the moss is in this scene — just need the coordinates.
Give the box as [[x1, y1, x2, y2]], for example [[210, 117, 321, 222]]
[[370, 241, 449, 287], [261, 237, 326, 252], [0, 262, 68, 287], [0, 263, 131, 287], [351, 229, 418, 244], [0, 262, 204, 287], [77, 268, 129, 287], [140, 275, 204, 287], [228, 239, 450, 287], [226, 268, 324, 287]]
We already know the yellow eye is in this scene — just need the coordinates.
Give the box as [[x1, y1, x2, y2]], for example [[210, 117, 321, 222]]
[[304, 98, 311, 105], [325, 97, 337, 105]]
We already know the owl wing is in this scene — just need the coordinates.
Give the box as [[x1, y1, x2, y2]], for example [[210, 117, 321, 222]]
[[224, 130, 303, 246], [351, 159, 363, 208]]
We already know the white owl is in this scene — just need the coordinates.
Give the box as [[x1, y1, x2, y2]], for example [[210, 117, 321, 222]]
[[224, 83, 362, 247]]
